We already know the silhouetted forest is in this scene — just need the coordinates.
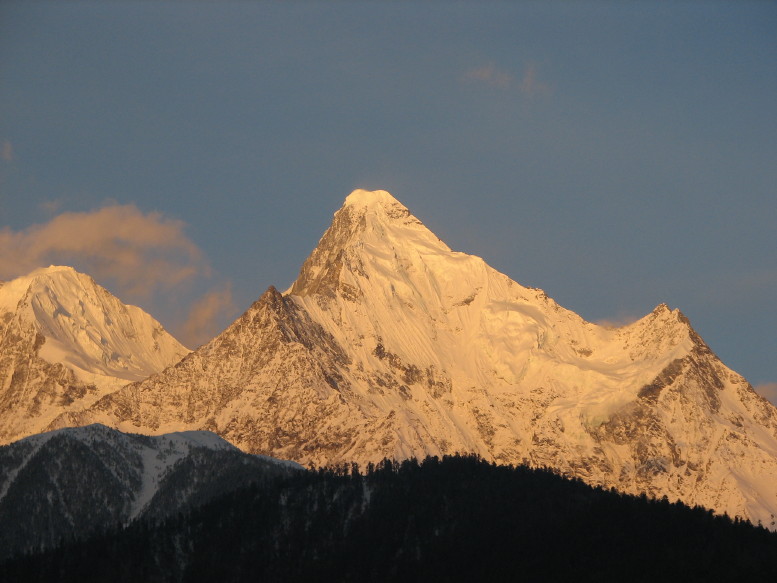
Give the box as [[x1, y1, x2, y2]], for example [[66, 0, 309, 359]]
[[3, 455, 776, 582]]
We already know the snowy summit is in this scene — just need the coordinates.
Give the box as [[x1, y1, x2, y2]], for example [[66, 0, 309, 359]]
[[33, 189, 777, 530], [0, 265, 189, 444], [342, 188, 401, 207]]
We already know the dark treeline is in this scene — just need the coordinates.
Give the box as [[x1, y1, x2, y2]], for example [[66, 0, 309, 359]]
[[3, 455, 777, 582]]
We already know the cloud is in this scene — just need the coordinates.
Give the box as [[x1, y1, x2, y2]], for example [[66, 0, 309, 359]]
[[462, 63, 514, 89], [0, 204, 207, 298], [595, 313, 641, 328], [755, 383, 777, 406], [181, 283, 237, 349], [1, 141, 12, 162], [462, 62, 552, 98], [519, 63, 552, 98]]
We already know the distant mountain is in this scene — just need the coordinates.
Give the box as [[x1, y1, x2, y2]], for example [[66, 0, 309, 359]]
[[0, 423, 302, 559], [3, 456, 776, 582], [0, 266, 189, 444], [52, 190, 777, 527]]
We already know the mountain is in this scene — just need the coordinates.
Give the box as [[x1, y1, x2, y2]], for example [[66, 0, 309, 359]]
[[5, 455, 777, 583], [0, 266, 189, 444], [0, 423, 302, 559], [57, 189, 777, 528]]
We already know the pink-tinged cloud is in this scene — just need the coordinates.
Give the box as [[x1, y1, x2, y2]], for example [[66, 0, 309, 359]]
[[595, 313, 641, 328], [755, 383, 777, 407], [462, 62, 552, 98], [0, 204, 207, 298], [462, 63, 514, 89], [519, 63, 552, 98], [1, 141, 13, 162], [181, 283, 237, 349]]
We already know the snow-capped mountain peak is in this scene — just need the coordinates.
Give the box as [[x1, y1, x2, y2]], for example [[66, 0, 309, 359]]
[[0, 265, 189, 445], [343, 188, 404, 208], [1, 265, 188, 384], [0, 265, 77, 312], [290, 189, 450, 299], [48, 189, 777, 530]]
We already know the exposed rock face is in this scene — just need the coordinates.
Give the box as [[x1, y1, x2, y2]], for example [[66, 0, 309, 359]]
[[55, 190, 777, 529], [59, 286, 373, 466], [0, 266, 189, 444]]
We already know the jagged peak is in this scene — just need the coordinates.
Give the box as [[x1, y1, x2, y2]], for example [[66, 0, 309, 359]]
[[338, 189, 420, 227], [649, 303, 691, 326], [236, 285, 292, 326], [625, 302, 689, 332], [260, 285, 282, 302], [255, 285, 293, 317], [289, 190, 449, 298]]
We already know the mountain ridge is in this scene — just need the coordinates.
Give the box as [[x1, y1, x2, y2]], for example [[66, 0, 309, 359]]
[[0, 423, 302, 559], [20, 189, 777, 528], [5, 454, 777, 582]]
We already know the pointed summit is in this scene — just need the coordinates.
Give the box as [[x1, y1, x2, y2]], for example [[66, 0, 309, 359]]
[[0, 265, 189, 444], [290, 189, 448, 298], [0, 265, 189, 383], [340, 189, 417, 224], [0, 265, 81, 312], [343, 188, 404, 208], [337, 189, 433, 234]]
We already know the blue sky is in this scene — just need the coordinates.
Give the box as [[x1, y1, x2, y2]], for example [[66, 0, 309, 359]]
[[1, 2, 775, 400]]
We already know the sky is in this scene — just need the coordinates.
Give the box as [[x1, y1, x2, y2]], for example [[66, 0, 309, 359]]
[[0, 2, 775, 401]]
